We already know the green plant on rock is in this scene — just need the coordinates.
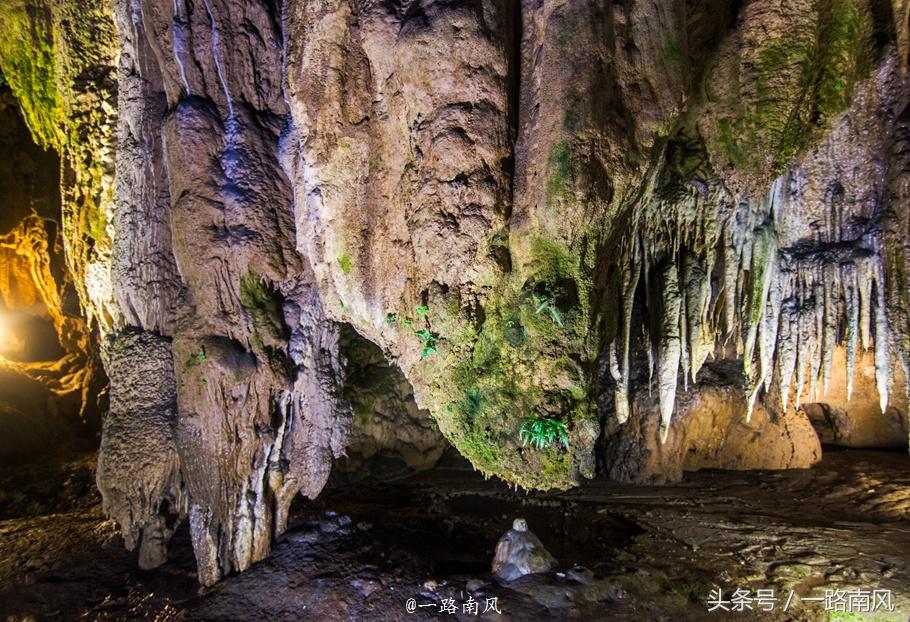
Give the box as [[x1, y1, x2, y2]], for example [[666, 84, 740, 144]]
[[402, 317, 413, 329], [547, 141, 575, 206], [240, 271, 286, 349], [518, 416, 570, 450], [337, 253, 353, 275], [415, 328, 438, 358], [386, 313, 397, 325], [531, 294, 564, 327], [186, 348, 207, 368], [461, 388, 483, 421], [416, 305, 429, 317]]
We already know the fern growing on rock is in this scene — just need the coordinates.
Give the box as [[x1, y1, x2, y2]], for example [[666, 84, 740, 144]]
[[518, 417, 570, 450]]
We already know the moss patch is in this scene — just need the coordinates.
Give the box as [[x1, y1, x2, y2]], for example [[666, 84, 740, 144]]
[[0, 0, 118, 330], [0, 0, 65, 150], [413, 235, 595, 490], [240, 270, 287, 350], [547, 141, 576, 207], [338, 253, 354, 275], [707, 0, 871, 182]]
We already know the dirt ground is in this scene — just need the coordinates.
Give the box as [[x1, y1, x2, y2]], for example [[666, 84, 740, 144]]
[[1, 448, 909, 621]]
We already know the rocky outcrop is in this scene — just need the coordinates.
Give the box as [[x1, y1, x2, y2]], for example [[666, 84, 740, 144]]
[[0, 0, 120, 333], [605, 363, 823, 482], [801, 348, 909, 447], [3, 0, 910, 584], [96, 0, 352, 585], [492, 518, 557, 583]]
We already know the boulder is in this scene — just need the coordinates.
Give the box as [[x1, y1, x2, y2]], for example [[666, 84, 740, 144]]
[[492, 518, 557, 583]]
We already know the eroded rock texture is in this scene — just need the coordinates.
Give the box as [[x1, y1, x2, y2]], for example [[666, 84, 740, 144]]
[[96, 0, 351, 585], [3, 0, 910, 584]]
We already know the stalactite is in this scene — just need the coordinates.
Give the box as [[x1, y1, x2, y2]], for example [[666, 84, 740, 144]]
[[821, 263, 838, 396], [743, 225, 777, 382], [844, 263, 859, 401], [611, 240, 641, 423], [874, 261, 891, 413], [776, 275, 798, 411], [809, 280, 825, 401], [657, 262, 682, 443], [683, 251, 712, 382]]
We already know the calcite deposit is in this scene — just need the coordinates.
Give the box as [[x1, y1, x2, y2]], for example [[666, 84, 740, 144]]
[[1, 0, 908, 585]]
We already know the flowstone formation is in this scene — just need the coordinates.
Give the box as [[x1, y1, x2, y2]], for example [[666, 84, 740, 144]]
[[3, 0, 910, 584]]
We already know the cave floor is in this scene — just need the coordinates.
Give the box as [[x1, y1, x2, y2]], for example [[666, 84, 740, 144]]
[[1, 449, 909, 621]]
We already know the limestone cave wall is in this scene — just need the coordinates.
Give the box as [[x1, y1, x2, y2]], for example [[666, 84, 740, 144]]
[[1, 0, 909, 585]]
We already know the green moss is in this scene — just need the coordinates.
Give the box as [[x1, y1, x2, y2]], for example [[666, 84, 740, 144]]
[[354, 401, 372, 426], [418, 235, 597, 490], [747, 227, 772, 327], [710, 0, 870, 180], [528, 237, 578, 285], [662, 37, 683, 65], [338, 253, 354, 275], [489, 228, 509, 249], [239, 271, 286, 349], [368, 155, 382, 174], [444, 298, 461, 317], [0, 0, 65, 150], [547, 141, 576, 207], [539, 446, 572, 481], [827, 613, 892, 622], [0, 0, 118, 328], [886, 245, 908, 309], [814, 0, 866, 120]]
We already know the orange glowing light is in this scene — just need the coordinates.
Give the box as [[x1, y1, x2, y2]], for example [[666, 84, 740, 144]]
[[0, 313, 22, 356]]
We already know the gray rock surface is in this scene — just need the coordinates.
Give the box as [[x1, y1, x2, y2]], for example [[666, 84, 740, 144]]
[[4, 0, 910, 583], [492, 518, 557, 583]]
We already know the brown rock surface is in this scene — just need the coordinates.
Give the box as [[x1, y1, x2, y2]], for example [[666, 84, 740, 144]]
[[605, 365, 822, 483], [2, 0, 910, 584]]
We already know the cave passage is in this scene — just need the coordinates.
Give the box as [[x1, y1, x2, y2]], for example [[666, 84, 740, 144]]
[[0, 83, 103, 465], [1, 0, 910, 620]]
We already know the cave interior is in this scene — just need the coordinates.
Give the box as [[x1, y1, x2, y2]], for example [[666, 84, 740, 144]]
[[1, 0, 910, 620]]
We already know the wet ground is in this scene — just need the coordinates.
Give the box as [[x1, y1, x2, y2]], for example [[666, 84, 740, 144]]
[[1, 449, 910, 621]]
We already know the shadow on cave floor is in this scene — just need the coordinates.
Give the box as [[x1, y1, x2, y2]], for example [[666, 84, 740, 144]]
[[2, 450, 910, 621]]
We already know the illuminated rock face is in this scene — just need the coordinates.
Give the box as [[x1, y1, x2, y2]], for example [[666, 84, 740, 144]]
[[3, 0, 910, 584], [0, 90, 103, 460]]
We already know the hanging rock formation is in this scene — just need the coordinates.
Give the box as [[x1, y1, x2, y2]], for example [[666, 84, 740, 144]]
[[1, 0, 909, 584]]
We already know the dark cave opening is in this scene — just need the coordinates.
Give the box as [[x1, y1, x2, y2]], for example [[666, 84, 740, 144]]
[[332, 323, 455, 484], [0, 84, 104, 465]]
